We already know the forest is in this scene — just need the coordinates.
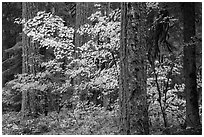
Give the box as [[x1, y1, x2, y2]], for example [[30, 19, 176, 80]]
[[2, 2, 202, 135]]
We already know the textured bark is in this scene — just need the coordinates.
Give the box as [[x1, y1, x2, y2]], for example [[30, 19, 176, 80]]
[[119, 2, 130, 135], [137, 3, 149, 134], [119, 2, 149, 135], [127, 3, 149, 134], [22, 2, 44, 118], [182, 2, 201, 128]]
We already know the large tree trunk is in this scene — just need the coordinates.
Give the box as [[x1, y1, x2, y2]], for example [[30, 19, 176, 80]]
[[136, 3, 149, 134], [182, 2, 201, 128], [128, 3, 149, 134], [119, 2, 149, 135], [119, 2, 131, 134], [22, 2, 44, 118]]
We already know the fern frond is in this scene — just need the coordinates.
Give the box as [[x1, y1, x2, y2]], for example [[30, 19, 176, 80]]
[[4, 41, 22, 53], [2, 55, 21, 66]]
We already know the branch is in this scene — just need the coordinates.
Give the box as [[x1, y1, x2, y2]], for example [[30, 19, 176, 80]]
[[154, 66, 168, 127]]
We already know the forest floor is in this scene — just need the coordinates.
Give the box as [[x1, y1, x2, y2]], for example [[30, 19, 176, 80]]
[[2, 108, 119, 135], [2, 110, 202, 135]]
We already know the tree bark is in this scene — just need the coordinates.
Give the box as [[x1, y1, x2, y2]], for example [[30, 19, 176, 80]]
[[119, 2, 131, 135], [128, 3, 149, 134], [182, 2, 201, 128], [136, 3, 150, 134], [119, 2, 149, 135], [22, 2, 43, 118]]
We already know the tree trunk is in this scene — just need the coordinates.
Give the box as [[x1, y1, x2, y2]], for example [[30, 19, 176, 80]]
[[182, 2, 201, 128], [128, 3, 149, 134], [136, 3, 149, 134], [74, 2, 94, 101], [22, 2, 43, 118], [119, 2, 131, 135], [119, 2, 149, 135], [75, 2, 94, 49]]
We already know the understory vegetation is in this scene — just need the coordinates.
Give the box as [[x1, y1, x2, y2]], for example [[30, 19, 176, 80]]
[[2, 2, 202, 135]]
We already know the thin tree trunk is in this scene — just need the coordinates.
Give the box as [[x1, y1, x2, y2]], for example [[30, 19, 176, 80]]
[[154, 70, 168, 128], [74, 2, 94, 101], [75, 2, 94, 49], [182, 2, 201, 128]]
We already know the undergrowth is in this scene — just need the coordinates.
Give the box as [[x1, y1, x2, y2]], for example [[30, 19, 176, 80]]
[[2, 103, 119, 135]]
